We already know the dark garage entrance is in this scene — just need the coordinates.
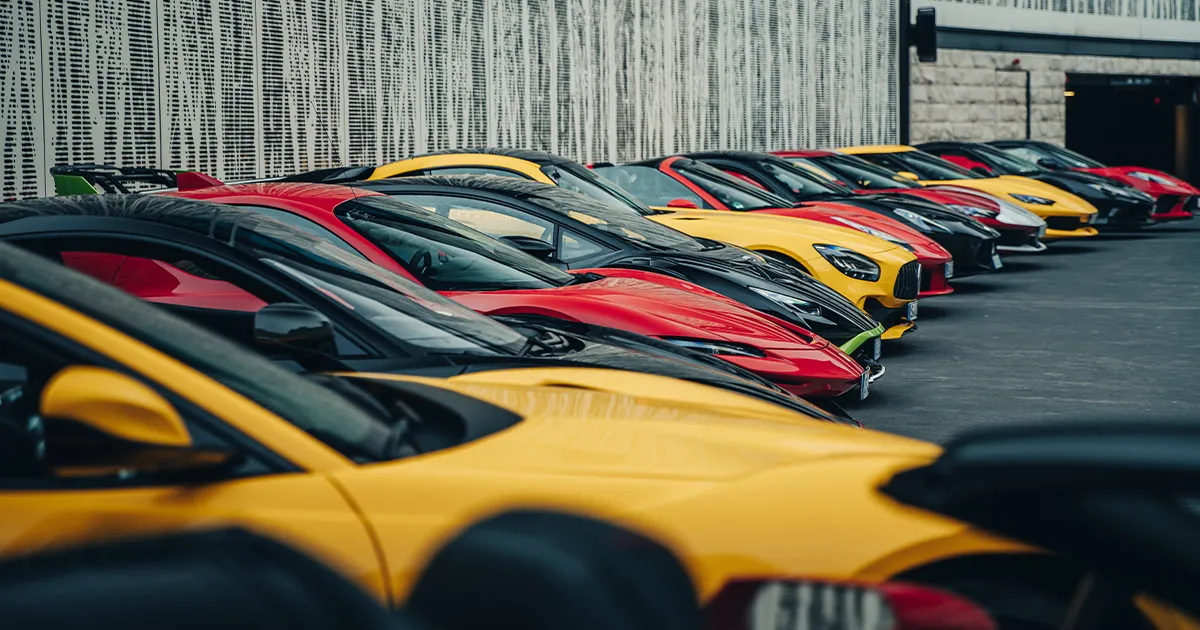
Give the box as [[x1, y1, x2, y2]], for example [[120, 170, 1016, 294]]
[[1065, 73, 1200, 185]]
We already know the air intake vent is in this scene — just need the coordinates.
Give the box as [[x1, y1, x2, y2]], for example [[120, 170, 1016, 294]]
[[893, 261, 920, 300]]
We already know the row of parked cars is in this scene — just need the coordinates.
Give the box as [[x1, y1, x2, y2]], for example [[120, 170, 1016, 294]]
[[2, 139, 1197, 630]]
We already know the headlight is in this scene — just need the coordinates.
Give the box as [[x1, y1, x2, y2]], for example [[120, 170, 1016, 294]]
[[1128, 171, 1175, 185], [812, 244, 881, 282], [892, 208, 953, 234], [662, 337, 767, 357], [828, 217, 915, 251], [749, 286, 822, 317], [1011, 193, 1056, 205], [946, 204, 998, 218], [993, 197, 1047, 227]]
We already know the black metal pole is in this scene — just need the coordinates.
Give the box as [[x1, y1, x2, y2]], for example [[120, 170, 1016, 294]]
[[898, 0, 912, 144]]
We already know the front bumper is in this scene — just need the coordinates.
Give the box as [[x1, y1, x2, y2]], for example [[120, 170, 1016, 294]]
[[935, 235, 1002, 276], [1043, 214, 1099, 239], [838, 323, 886, 356], [1092, 198, 1154, 230], [918, 260, 954, 298], [1150, 194, 1197, 223], [995, 225, 1047, 253], [865, 299, 917, 341]]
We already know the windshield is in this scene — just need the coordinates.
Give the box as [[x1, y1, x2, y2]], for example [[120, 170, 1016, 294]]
[[336, 196, 574, 291], [1043, 144, 1106, 168], [592, 164, 711, 209], [968, 144, 1046, 175], [801, 154, 922, 190], [672, 159, 793, 210], [232, 213, 529, 356], [541, 163, 654, 215], [755, 158, 853, 198], [869, 151, 981, 181], [520, 185, 706, 252]]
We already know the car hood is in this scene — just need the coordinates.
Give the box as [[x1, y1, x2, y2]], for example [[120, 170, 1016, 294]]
[[444, 276, 822, 349], [1078, 166, 1200, 195], [763, 203, 952, 263], [342, 372, 937, 480], [922, 176, 1098, 216], [647, 209, 902, 257]]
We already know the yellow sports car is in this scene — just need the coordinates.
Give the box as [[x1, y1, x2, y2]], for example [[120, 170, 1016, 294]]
[[0, 239, 1181, 629], [839, 145, 1100, 239], [368, 149, 921, 340]]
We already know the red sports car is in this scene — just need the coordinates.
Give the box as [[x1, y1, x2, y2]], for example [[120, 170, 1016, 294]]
[[594, 155, 956, 297], [771, 149, 1049, 253], [988, 140, 1198, 223], [151, 182, 867, 401]]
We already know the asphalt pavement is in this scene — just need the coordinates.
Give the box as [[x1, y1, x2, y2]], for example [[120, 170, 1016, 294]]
[[843, 220, 1200, 444]]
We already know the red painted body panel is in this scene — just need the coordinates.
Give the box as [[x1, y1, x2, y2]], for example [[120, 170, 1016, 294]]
[[134, 183, 865, 396], [1074, 166, 1197, 223]]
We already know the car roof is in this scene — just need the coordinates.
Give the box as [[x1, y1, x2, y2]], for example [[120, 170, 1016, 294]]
[[167, 181, 386, 213], [356, 173, 555, 197], [770, 149, 837, 158], [398, 147, 573, 167], [681, 150, 777, 162], [838, 145, 917, 154]]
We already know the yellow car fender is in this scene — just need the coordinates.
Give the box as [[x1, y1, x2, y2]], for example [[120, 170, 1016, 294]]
[[645, 208, 918, 312]]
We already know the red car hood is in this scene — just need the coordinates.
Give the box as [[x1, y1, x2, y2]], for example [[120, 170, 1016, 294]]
[[865, 187, 1003, 212], [755, 203, 951, 264], [1075, 167, 1200, 197], [443, 276, 826, 351]]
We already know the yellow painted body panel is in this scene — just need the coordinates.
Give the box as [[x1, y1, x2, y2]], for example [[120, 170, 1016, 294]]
[[4, 270, 1182, 627], [370, 154, 553, 182], [646, 209, 917, 310], [837, 145, 1100, 239]]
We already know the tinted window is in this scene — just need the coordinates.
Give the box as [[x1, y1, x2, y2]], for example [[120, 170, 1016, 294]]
[[337, 195, 574, 290], [235, 205, 367, 258], [754, 160, 850, 197], [518, 185, 706, 252], [389, 193, 555, 242], [541, 163, 652, 215], [1001, 146, 1055, 166], [559, 230, 610, 262], [593, 165, 710, 208], [671, 160, 793, 210], [862, 151, 980, 181], [799, 155, 921, 190]]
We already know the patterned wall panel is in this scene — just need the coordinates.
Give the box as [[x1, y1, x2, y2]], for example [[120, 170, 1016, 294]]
[[3, 0, 900, 199]]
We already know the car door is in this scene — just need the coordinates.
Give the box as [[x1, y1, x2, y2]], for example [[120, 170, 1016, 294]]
[[0, 276, 389, 602], [881, 421, 1200, 625]]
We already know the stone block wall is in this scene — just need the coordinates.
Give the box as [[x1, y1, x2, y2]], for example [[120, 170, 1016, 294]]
[[910, 49, 1200, 144]]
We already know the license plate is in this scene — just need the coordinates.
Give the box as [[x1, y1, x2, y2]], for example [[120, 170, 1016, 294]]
[[906, 301, 918, 321], [944, 261, 954, 279], [859, 369, 870, 401], [872, 337, 882, 361], [992, 252, 1003, 269]]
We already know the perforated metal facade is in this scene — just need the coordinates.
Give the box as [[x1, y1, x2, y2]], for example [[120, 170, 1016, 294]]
[[2, 0, 900, 200], [932, 0, 1198, 21]]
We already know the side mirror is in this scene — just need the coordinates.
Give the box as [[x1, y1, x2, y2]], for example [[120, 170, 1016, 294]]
[[498, 235, 556, 261], [1038, 157, 1064, 170], [971, 166, 992, 176], [254, 302, 337, 356], [39, 366, 236, 476], [897, 171, 921, 181], [666, 198, 699, 209]]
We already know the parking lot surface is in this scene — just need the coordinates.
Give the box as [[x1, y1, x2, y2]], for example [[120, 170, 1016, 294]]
[[846, 221, 1200, 443]]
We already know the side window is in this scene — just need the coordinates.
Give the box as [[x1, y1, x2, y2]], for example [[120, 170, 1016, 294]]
[[859, 154, 910, 176], [558, 230, 610, 262], [389, 194, 556, 243], [236, 205, 367, 259], [426, 166, 529, 179], [936, 151, 991, 173], [0, 314, 270, 485], [596, 166, 711, 208], [1005, 147, 1047, 164]]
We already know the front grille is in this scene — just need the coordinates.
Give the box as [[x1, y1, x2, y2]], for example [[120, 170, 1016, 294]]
[[920, 268, 933, 292], [1045, 216, 1086, 231], [892, 260, 920, 300], [996, 229, 1039, 247], [1154, 194, 1181, 215], [1186, 195, 1199, 212]]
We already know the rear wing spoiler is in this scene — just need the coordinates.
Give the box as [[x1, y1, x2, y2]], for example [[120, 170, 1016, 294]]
[[50, 163, 375, 196]]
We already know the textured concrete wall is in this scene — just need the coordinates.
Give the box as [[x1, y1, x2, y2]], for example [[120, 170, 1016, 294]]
[[911, 49, 1200, 144]]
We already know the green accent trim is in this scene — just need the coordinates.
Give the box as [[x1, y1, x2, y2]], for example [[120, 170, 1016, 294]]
[[53, 175, 101, 196], [839, 323, 885, 354]]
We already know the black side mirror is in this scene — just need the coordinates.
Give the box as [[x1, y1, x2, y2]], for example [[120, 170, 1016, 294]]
[[254, 303, 337, 356], [499, 235, 556, 261], [405, 509, 699, 630], [1038, 157, 1064, 170]]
